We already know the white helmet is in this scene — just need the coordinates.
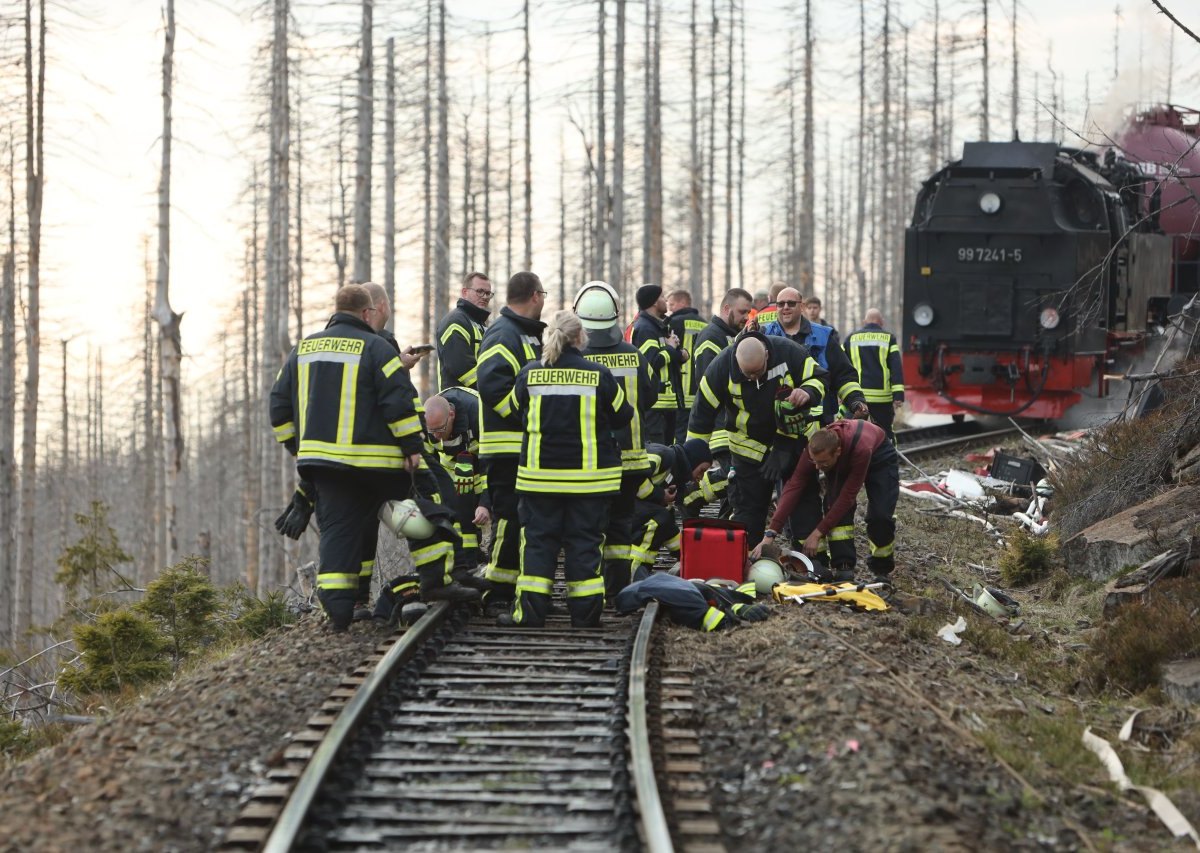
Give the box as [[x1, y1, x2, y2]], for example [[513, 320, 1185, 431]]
[[573, 280, 621, 330], [378, 499, 435, 540], [748, 559, 786, 595]]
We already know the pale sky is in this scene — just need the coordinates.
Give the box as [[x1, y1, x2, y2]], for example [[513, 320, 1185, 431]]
[[15, 0, 1200, 419]]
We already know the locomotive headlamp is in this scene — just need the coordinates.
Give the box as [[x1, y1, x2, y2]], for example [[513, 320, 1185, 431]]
[[979, 192, 1002, 214], [913, 303, 935, 327], [1039, 307, 1061, 330]]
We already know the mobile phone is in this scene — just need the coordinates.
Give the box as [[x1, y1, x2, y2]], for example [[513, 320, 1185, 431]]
[[408, 344, 435, 354]]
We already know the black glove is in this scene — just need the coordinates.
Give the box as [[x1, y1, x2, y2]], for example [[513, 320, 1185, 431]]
[[760, 445, 796, 482], [274, 479, 316, 540], [736, 603, 770, 622], [850, 400, 870, 419]]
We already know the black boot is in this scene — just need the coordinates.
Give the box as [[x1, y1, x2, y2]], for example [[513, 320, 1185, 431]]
[[421, 581, 482, 604], [451, 566, 489, 591]]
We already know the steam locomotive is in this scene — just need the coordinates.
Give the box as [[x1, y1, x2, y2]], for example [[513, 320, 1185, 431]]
[[901, 105, 1200, 425]]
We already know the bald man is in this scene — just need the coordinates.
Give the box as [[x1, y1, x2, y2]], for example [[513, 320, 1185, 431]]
[[686, 330, 828, 546], [423, 388, 492, 575], [843, 308, 905, 440]]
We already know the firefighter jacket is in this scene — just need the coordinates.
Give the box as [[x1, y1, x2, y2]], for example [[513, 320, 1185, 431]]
[[512, 347, 634, 495], [761, 317, 865, 422], [614, 573, 760, 632], [436, 298, 491, 390], [691, 315, 740, 453], [687, 332, 827, 463], [629, 310, 685, 410], [749, 302, 778, 327], [270, 312, 425, 470], [635, 443, 684, 504], [844, 323, 905, 403], [477, 307, 545, 459], [582, 326, 658, 472], [433, 386, 490, 508], [668, 307, 708, 409]]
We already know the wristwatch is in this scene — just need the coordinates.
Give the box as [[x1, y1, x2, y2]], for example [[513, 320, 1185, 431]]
[[763, 530, 777, 539]]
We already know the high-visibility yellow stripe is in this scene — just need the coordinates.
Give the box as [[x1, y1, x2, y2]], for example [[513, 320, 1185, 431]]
[[381, 356, 402, 378], [273, 421, 296, 442], [527, 395, 542, 468], [516, 470, 622, 493], [440, 323, 471, 345], [461, 365, 478, 385], [869, 539, 895, 558], [298, 361, 310, 441], [702, 607, 726, 631], [479, 343, 521, 373], [699, 376, 719, 409], [567, 577, 605, 598], [829, 526, 855, 542], [336, 362, 359, 446], [388, 414, 422, 438], [318, 572, 359, 590], [516, 574, 555, 595]]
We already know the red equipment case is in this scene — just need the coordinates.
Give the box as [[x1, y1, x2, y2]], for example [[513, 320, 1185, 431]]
[[680, 519, 748, 584]]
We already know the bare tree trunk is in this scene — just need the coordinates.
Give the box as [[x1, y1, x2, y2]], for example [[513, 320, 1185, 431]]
[[881, 0, 891, 296], [1167, 26, 1174, 103], [723, 0, 734, 295], [294, 67, 304, 338], [384, 36, 396, 318], [259, 0, 290, 589], [800, 0, 814, 291], [16, 0, 45, 637], [523, 0, 533, 270], [930, 0, 939, 172], [688, 0, 703, 294], [354, 0, 373, 283], [141, 270, 155, 584], [705, 0, 717, 303], [1010, 2, 1018, 140], [593, 0, 607, 281], [787, 35, 797, 287], [461, 109, 472, 276], [642, 0, 652, 285], [980, 0, 990, 142], [0, 168, 15, 641], [59, 339, 67, 555], [421, 1, 433, 392], [736, 0, 744, 291], [852, 0, 867, 326], [649, 0, 663, 286], [483, 27, 492, 276], [608, 0, 625, 290], [332, 86, 348, 289], [435, 0, 450, 314], [558, 133, 567, 305], [506, 96, 514, 278]]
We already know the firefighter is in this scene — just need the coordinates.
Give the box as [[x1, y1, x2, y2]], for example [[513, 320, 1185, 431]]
[[761, 286, 868, 425], [666, 290, 708, 444], [628, 284, 686, 445], [423, 388, 491, 575], [803, 295, 837, 334], [629, 440, 712, 579], [753, 420, 900, 584], [436, 271, 493, 390], [692, 287, 754, 474], [687, 332, 827, 547], [477, 271, 547, 611], [500, 310, 634, 628], [269, 284, 479, 631], [575, 280, 658, 599], [843, 308, 905, 441]]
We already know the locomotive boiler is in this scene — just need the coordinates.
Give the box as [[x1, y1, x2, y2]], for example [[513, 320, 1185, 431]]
[[901, 105, 1200, 425]]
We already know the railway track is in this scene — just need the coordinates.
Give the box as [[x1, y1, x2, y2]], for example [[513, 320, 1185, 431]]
[[225, 595, 724, 852], [893, 420, 1024, 458]]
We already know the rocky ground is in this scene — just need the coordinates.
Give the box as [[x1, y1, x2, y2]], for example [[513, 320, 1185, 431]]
[[1, 440, 1196, 851]]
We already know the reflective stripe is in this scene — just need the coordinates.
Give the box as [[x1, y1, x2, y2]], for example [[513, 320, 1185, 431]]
[[699, 376, 720, 409], [440, 323, 471, 345], [516, 574, 555, 595], [273, 421, 296, 441], [517, 468, 622, 494], [461, 533, 479, 549], [318, 572, 359, 590], [701, 607, 726, 632], [299, 439, 406, 468], [381, 356, 403, 378], [336, 362, 360, 446], [479, 343, 521, 373], [359, 560, 374, 578], [529, 385, 598, 397], [567, 577, 605, 598], [765, 363, 788, 381], [736, 581, 757, 597], [411, 540, 454, 564], [461, 365, 478, 385], [388, 414, 423, 438], [603, 544, 631, 560], [869, 539, 895, 558], [664, 532, 681, 552], [829, 525, 855, 542], [495, 388, 518, 416], [299, 351, 361, 366]]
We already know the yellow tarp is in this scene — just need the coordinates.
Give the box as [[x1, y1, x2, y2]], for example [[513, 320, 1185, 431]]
[[772, 582, 891, 612]]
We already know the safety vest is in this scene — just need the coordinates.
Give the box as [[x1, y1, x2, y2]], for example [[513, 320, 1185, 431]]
[[845, 324, 905, 404], [582, 341, 654, 471]]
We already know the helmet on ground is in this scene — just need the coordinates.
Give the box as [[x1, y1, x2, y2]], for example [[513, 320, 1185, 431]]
[[379, 499, 435, 540], [1035, 478, 1054, 497], [573, 280, 621, 330], [748, 558, 786, 595]]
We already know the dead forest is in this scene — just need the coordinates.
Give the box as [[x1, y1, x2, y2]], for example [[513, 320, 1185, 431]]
[[0, 0, 1198, 655]]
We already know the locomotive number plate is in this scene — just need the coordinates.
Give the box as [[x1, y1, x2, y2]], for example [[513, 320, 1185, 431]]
[[957, 247, 1023, 262]]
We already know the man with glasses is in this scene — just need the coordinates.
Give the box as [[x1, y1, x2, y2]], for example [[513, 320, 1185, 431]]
[[436, 271, 494, 390], [762, 287, 867, 426]]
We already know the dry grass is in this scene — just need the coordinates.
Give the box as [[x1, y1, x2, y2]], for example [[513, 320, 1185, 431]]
[[1053, 359, 1200, 539], [1083, 576, 1200, 695], [998, 529, 1060, 587]]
